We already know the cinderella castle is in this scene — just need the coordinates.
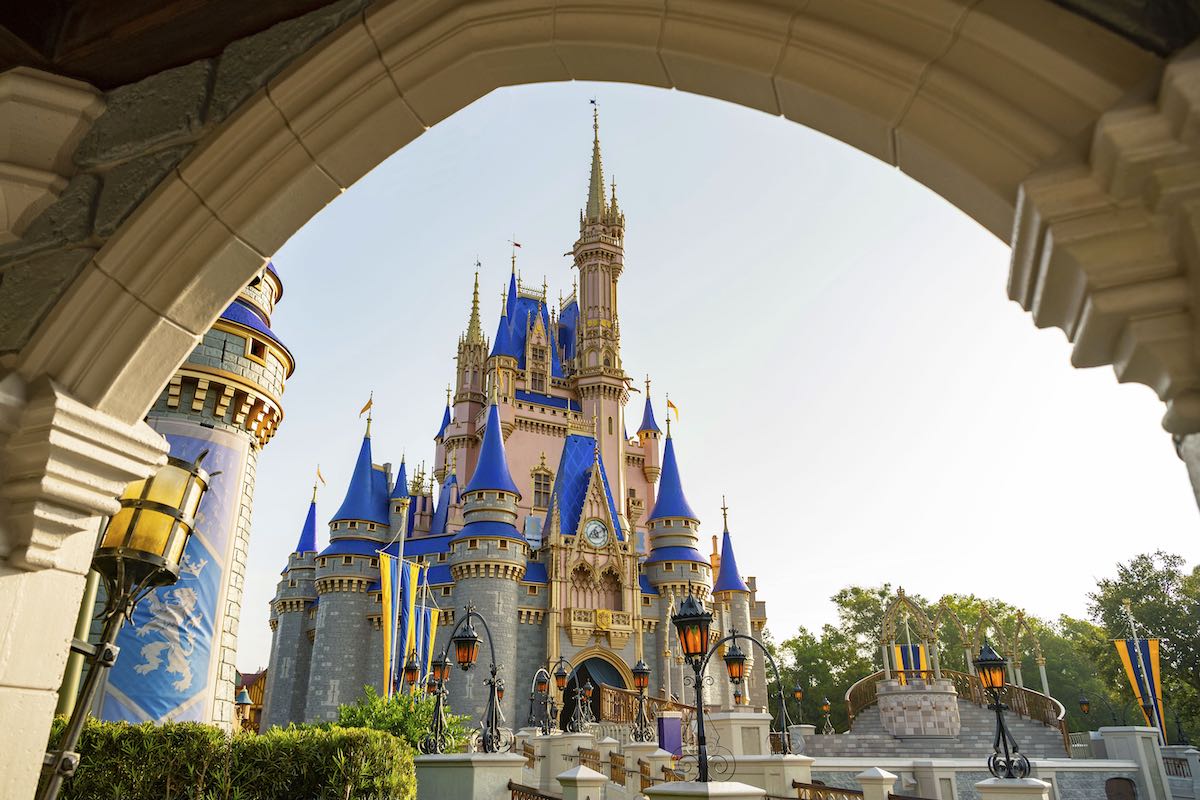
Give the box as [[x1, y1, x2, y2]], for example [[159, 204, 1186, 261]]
[[261, 113, 770, 729]]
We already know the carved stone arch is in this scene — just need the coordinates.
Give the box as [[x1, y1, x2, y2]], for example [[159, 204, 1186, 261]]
[[1010, 612, 1044, 660], [598, 564, 622, 610], [972, 604, 1011, 655], [931, 601, 971, 646], [880, 589, 933, 645]]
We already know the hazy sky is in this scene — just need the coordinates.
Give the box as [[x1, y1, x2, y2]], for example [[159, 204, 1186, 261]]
[[236, 81, 1196, 672]]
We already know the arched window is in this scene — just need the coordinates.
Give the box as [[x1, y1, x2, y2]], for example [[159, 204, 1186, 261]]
[[571, 564, 594, 608], [599, 567, 622, 610]]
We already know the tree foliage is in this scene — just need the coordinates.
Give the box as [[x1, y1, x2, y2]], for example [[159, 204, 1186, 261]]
[[336, 685, 470, 751]]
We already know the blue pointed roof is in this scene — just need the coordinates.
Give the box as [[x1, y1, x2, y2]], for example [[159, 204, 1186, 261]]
[[543, 434, 625, 542], [390, 459, 409, 500], [507, 270, 518, 318], [429, 472, 457, 534], [490, 309, 516, 359], [713, 529, 749, 593], [647, 435, 697, 521], [436, 404, 452, 440], [508, 297, 565, 377], [331, 433, 391, 525], [638, 397, 660, 434], [294, 499, 318, 553], [558, 300, 578, 363], [464, 402, 520, 496], [219, 298, 292, 358]]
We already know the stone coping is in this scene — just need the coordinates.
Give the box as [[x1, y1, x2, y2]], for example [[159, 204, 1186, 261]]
[[811, 757, 1138, 769]]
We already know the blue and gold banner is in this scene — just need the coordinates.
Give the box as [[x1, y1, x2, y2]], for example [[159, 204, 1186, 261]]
[[1114, 638, 1166, 739], [381, 557, 421, 696], [893, 644, 927, 685], [101, 424, 248, 723], [380, 553, 400, 696]]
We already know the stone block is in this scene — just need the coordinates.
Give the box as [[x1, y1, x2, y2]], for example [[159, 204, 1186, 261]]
[[94, 145, 191, 238], [415, 752, 526, 800], [75, 61, 214, 168], [0, 174, 99, 264], [0, 248, 93, 351]]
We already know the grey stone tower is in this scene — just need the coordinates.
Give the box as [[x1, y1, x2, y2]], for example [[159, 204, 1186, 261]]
[[99, 263, 293, 729], [262, 492, 318, 728], [304, 424, 392, 721], [445, 398, 527, 725]]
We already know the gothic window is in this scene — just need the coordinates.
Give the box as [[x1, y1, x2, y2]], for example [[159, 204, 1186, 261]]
[[607, 417, 613, 435], [532, 346, 546, 362], [531, 373, 546, 392], [571, 564, 594, 608], [599, 567, 622, 610], [532, 471, 552, 509]]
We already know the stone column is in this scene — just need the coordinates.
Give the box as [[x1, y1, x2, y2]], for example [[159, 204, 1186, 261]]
[[556, 764, 607, 800], [929, 640, 942, 680], [1101, 726, 1171, 800], [965, 647, 975, 675], [0, 374, 169, 800], [974, 777, 1051, 799], [1036, 657, 1051, 697], [880, 643, 891, 680], [856, 767, 898, 800], [414, 752, 526, 800]]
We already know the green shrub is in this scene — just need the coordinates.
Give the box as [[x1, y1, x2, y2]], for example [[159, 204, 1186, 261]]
[[336, 685, 470, 751], [46, 717, 415, 800]]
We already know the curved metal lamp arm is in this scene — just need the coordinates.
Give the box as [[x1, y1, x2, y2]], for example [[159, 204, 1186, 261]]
[[691, 631, 793, 753]]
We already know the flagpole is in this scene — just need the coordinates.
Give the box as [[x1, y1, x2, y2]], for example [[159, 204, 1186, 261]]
[[1123, 600, 1165, 743]]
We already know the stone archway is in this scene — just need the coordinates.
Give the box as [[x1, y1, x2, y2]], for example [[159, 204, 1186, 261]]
[[1, 2, 1197, 797]]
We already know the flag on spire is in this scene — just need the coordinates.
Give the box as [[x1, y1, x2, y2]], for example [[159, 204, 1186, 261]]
[[666, 397, 680, 421], [359, 395, 373, 417]]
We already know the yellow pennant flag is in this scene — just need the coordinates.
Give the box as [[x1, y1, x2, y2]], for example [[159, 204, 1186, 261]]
[[359, 396, 374, 416], [316, 465, 326, 485], [666, 397, 680, 421]]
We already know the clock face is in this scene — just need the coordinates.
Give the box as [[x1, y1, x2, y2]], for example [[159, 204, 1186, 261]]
[[583, 519, 609, 548]]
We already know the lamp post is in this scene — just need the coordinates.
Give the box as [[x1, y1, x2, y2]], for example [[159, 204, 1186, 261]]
[[631, 659, 655, 742], [1075, 689, 1129, 726], [39, 453, 214, 800], [403, 653, 420, 690], [976, 640, 1030, 779], [567, 679, 596, 733], [419, 604, 509, 754], [235, 687, 253, 732], [792, 683, 805, 723], [528, 656, 571, 734], [820, 697, 834, 735], [671, 592, 793, 782]]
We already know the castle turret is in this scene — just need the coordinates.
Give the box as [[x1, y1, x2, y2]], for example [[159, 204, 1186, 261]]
[[262, 488, 319, 728], [489, 284, 519, 403], [573, 109, 631, 532], [451, 271, 488, 480], [446, 398, 528, 724], [433, 391, 452, 482], [712, 501, 753, 709], [305, 423, 391, 721], [637, 378, 662, 486], [101, 262, 293, 729], [389, 457, 412, 537]]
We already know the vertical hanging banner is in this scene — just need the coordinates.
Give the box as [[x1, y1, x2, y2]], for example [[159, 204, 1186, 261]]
[[1114, 638, 1166, 740], [395, 562, 421, 691], [380, 553, 400, 697], [893, 644, 926, 685], [100, 424, 249, 722]]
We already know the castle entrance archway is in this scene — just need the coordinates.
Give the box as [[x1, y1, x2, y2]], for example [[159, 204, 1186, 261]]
[[560, 656, 627, 730]]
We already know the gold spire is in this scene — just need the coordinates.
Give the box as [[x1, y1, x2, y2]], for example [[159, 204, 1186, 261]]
[[645, 374, 651, 396], [465, 267, 483, 343], [446, 383, 452, 406], [721, 495, 729, 532], [584, 101, 606, 223]]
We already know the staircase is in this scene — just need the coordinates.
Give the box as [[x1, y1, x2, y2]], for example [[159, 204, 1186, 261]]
[[803, 700, 1069, 759]]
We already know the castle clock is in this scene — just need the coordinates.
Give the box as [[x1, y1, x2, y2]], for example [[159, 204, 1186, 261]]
[[583, 519, 609, 548]]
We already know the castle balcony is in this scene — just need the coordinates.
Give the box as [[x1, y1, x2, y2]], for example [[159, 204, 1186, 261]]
[[564, 607, 634, 649]]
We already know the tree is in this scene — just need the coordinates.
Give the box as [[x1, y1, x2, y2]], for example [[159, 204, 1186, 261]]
[[337, 685, 470, 751], [1088, 551, 1200, 743]]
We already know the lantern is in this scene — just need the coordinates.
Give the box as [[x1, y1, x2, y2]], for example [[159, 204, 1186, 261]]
[[497, 682, 505, 701], [94, 454, 211, 591], [554, 663, 569, 692], [584, 680, 594, 700], [1078, 695, 1090, 716], [632, 660, 651, 692], [425, 677, 438, 695], [403, 657, 419, 687], [432, 655, 452, 684], [535, 672, 550, 695], [453, 621, 481, 669], [733, 686, 743, 706], [793, 684, 804, 703], [672, 592, 713, 661], [235, 688, 251, 708], [974, 641, 1007, 692], [723, 640, 748, 684], [820, 697, 831, 714]]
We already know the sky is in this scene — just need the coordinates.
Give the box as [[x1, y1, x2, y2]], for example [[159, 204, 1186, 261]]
[[236, 81, 1197, 672]]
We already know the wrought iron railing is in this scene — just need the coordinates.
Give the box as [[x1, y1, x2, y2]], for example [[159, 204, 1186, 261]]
[[846, 670, 884, 723], [793, 780, 865, 799], [638, 759, 652, 792], [598, 684, 696, 746], [507, 779, 559, 800], [609, 752, 626, 786]]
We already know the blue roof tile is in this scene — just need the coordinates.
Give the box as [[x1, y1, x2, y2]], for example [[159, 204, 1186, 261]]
[[639, 574, 659, 595], [426, 564, 453, 584], [219, 299, 291, 359], [523, 561, 548, 584], [390, 459, 409, 500], [403, 534, 454, 555], [318, 538, 383, 558], [558, 300, 578, 362], [644, 545, 709, 565], [647, 435, 697, 522], [464, 402, 520, 496], [713, 529, 750, 593], [294, 499, 318, 553], [331, 434, 391, 525], [436, 404, 451, 440], [451, 519, 525, 541], [544, 434, 625, 542], [515, 390, 581, 412], [490, 310, 516, 359], [429, 473, 457, 534], [638, 397, 660, 434]]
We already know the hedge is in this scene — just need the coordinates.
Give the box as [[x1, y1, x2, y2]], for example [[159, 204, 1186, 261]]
[[47, 718, 416, 800]]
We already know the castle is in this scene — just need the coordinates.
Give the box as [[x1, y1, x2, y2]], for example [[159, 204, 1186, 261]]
[[261, 113, 770, 729]]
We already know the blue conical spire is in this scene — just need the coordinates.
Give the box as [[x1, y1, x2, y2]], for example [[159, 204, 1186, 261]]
[[713, 510, 749, 593], [490, 306, 517, 359], [390, 456, 409, 500], [465, 401, 520, 496], [294, 496, 318, 553], [331, 424, 390, 525], [436, 403, 452, 440], [507, 266, 518, 320], [647, 431, 697, 521], [638, 397, 660, 434]]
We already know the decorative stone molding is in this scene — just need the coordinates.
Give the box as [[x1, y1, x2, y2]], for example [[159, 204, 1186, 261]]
[[1009, 48, 1200, 434], [0, 68, 104, 243], [0, 372, 167, 571]]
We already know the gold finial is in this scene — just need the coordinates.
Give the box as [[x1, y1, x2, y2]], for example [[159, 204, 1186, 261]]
[[645, 374, 651, 396], [538, 451, 547, 469], [465, 267, 483, 342], [721, 495, 729, 532], [500, 287, 507, 316], [542, 275, 548, 297], [446, 383, 452, 406]]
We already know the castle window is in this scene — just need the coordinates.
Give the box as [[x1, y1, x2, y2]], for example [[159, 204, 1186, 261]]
[[370, 558, 378, 567], [608, 417, 613, 435], [367, 523, 376, 532], [499, 540, 508, 550], [527, 585, 539, 595], [642, 596, 651, 606], [441, 587, 452, 597], [349, 522, 358, 530], [532, 346, 546, 362], [249, 338, 267, 360], [288, 579, 296, 587], [532, 472, 552, 509], [343, 556, 353, 565], [438, 553, 446, 562], [664, 563, 674, 571], [468, 539, 478, 549], [690, 563, 699, 572], [531, 373, 546, 392]]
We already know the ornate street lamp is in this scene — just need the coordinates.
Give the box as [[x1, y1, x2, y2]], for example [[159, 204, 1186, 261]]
[[40, 453, 214, 800], [420, 604, 510, 754], [671, 592, 793, 782], [403, 655, 420, 688], [1078, 694, 1090, 716], [235, 687, 253, 732], [975, 640, 1030, 779], [528, 656, 571, 734], [568, 677, 596, 733], [792, 683, 805, 722], [631, 660, 655, 742], [821, 697, 834, 735]]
